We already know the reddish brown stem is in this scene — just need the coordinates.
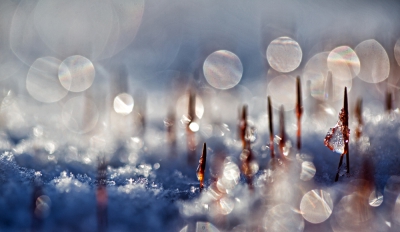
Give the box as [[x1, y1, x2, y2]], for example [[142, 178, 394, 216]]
[[31, 178, 44, 232], [134, 89, 147, 136], [327, 87, 350, 182], [296, 76, 303, 151], [97, 158, 108, 232], [196, 143, 207, 191], [279, 105, 286, 159], [268, 96, 274, 158], [325, 71, 333, 102], [240, 105, 248, 150], [238, 104, 255, 188], [344, 87, 349, 174], [386, 91, 392, 113], [165, 108, 177, 158], [187, 91, 197, 164], [355, 98, 363, 141], [335, 153, 345, 182]]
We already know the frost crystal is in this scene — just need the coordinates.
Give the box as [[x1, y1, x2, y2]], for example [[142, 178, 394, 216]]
[[325, 127, 344, 154], [324, 108, 350, 154]]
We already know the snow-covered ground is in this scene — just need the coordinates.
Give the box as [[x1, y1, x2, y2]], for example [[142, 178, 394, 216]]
[[1, 0, 400, 231]]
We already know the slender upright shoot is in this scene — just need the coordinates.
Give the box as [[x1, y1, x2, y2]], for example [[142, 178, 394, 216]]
[[344, 87, 350, 174], [240, 104, 248, 150], [96, 157, 108, 232], [296, 76, 303, 150], [355, 98, 363, 141], [386, 91, 392, 113], [268, 96, 274, 158], [279, 105, 286, 159], [187, 90, 197, 164], [196, 143, 207, 192]]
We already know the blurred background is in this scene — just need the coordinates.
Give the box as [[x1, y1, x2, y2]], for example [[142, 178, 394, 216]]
[[1, 0, 400, 175], [0, 0, 399, 135], [1, 1, 400, 231]]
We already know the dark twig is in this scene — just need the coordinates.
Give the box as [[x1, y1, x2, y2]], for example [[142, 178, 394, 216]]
[[31, 178, 44, 232], [334, 87, 350, 181], [239, 105, 248, 150], [187, 90, 197, 164], [344, 87, 349, 174], [165, 108, 177, 156], [279, 105, 286, 159], [355, 98, 363, 141], [97, 157, 108, 232], [196, 143, 207, 192], [238, 104, 255, 188], [268, 96, 274, 159], [325, 71, 333, 102], [386, 91, 392, 113], [296, 76, 303, 150]]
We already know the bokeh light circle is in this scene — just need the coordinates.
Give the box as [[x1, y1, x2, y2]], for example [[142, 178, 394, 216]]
[[58, 55, 95, 92], [0, 0, 22, 81], [267, 75, 296, 110], [394, 38, 400, 66], [26, 57, 68, 103], [196, 222, 220, 232], [300, 161, 316, 181], [264, 204, 304, 232], [62, 96, 99, 134], [179, 222, 220, 232], [303, 52, 352, 102], [266, 36, 302, 73], [189, 122, 199, 132], [327, 46, 360, 79], [223, 161, 240, 181], [355, 39, 389, 83], [113, 93, 134, 115], [300, 189, 333, 223], [393, 194, 400, 225], [101, 0, 145, 58], [176, 94, 204, 119], [33, 0, 114, 59], [10, 0, 57, 65], [203, 50, 243, 90], [368, 190, 383, 207], [219, 197, 235, 215]]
